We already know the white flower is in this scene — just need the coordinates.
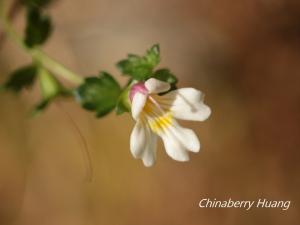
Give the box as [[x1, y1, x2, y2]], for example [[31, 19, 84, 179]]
[[129, 78, 211, 167]]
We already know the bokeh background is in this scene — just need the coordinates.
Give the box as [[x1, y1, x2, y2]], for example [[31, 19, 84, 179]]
[[0, 0, 300, 224]]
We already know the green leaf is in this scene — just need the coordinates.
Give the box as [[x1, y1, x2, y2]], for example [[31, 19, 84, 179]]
[[117, 55, 152, 81], [22, 0, 52, 8], [116, 44, 160, 81], [75, 72, 121, 117], [152, 68, 177, 84], [145, 44, 160, 67], [152, 69, 178, 95], [25, 7, 52, 47], [3, 65, 37, 92]]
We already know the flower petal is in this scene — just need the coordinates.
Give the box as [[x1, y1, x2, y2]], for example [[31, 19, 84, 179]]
[[130, 120, 147, 158], [142, 126, 157, 167], [162, 88, 211, 121], [145, 78, 171, 94], [169, 121, 200, 152], [131, 92, 147, 120], [159, 127, 190, 162], [130, 120, 157, 167]]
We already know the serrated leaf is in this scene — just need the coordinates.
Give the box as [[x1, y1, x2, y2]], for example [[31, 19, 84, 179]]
[[152, 68, 177, 84], [145, 44, 160, 67], [25, 7, 52, 47], [75, 72, 121, 117], [116, 44, 160, 81], [3, 65, 37, 92], [152, 69, 178, 95], [116, 56, 152, 81]]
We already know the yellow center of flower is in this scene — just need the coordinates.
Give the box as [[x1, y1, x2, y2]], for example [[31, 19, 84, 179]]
[[148, 112, 173, 133], [142, 97, 173, 133]]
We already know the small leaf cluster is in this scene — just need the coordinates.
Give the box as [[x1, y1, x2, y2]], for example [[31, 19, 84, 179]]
[[116, 45, 160, 80], [116, 44, 177, 85], [115, 44, 177, 113], [75, 44, 178, 117], [1, 2, 179, 119], [1, 63, 70, 115], [0, 0, 69, 114]]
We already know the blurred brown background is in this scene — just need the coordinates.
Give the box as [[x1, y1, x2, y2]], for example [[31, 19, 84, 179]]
[[0, 0, 300, 224]]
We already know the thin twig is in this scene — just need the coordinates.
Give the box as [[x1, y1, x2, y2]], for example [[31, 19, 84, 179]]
[[55, 101, 94, 183]]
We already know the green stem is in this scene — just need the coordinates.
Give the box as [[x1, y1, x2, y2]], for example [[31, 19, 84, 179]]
[[31, 49, 84, 85], [0, 3, 84, 85]]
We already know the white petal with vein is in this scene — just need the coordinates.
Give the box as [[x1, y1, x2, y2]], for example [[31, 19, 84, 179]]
[[131, 92, 147, 120], [130, 120, 157, 167], [163, 88, 211, 121], [141, 126, 157, 167], [159, 127, 190, 162], [130, 120, 147, 158], [145, 78, 171, 94], [169, 122, 200, 152]]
